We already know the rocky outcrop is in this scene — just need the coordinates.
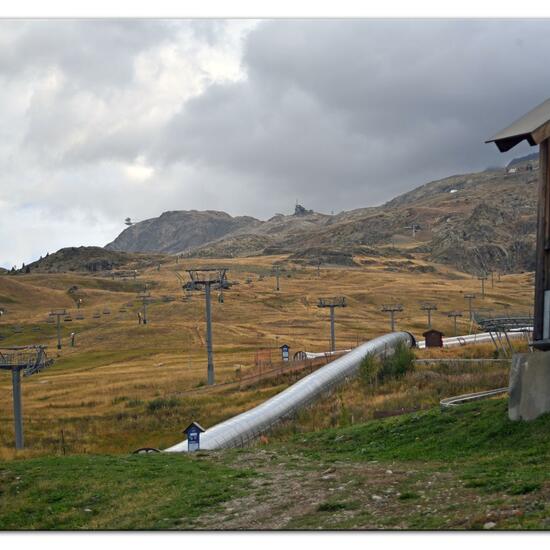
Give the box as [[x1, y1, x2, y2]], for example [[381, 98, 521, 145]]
[[287, 247, 358, 267], [20, 247, 149, 273], [106, 210, 260, 254]]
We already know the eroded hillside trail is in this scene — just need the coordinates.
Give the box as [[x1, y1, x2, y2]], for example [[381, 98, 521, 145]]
[[187, 448, 533, 530]]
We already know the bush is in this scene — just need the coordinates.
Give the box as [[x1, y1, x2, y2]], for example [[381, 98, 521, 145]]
[[111, 396, 128, 405], [146, 397, 181, 413], [359, 342, 415, 386], [379, 342, 415, 382], [359, 353, 380, 386]]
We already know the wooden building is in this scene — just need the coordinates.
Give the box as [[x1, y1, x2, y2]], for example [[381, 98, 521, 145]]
[[423, 329, 444, 348], [486, 97, 550, 350]]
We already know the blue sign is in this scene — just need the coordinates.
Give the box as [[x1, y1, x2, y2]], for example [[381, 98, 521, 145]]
[[184, 421, 205, 452], [187, 427, 200, 452], [280, 344, 290, 362]]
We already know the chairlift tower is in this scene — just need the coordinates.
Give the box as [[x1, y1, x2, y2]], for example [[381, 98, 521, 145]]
[[49, 309, 67, 349], [185, 268, 228, 385], [273, 265, 281, 291], [420, 302, 438, 328], [405, 224, 421, 239], [464, 293, 476, 321], [447, 311, 463, 336], [478, 274, 488, 299], [176, 269, 227, 303], [137, 291, 152, 325], [381, 304, 403, 332], [317, 297, 347, 352], [0, 345, 51, 449]]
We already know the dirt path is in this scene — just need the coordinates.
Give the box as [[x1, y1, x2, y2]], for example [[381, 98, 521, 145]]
[[188, 450, 476, 530]]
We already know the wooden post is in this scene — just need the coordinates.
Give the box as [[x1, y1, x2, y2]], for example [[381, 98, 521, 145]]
[[534, 139, 550, 348]]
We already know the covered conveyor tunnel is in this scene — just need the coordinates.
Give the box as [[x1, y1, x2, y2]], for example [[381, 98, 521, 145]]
[[164, 331, 415, 452]]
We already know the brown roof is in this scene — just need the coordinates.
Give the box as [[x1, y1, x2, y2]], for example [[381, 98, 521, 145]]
[[486, 97, 550, 152]]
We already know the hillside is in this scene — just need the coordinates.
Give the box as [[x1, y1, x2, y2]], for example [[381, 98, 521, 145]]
[[19, 246, 165, 274], [0, 249, 537, 528], [3, 399, 550, 529], [103, 156, 539, 274], [0, 250, 533, 460], [106, 210, 260, 254]]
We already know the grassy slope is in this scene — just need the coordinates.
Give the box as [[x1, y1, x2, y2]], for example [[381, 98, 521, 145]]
[[0, 453, 254, 530], [3, 398, 550, 529], [0, 255, 534, 458], [295, 398, 549, 490], [277, 398, 550, 529]]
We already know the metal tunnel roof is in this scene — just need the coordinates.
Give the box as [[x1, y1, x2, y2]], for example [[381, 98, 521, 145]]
[[486, 97, 550, 152]]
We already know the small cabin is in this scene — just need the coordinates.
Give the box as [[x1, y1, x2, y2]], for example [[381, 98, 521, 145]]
[[423, 329, 444, 348]]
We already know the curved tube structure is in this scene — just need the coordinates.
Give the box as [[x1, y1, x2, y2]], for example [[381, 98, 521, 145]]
[[440, 387, 508, 409], [416, 328, 532, 349], [165, 331, 415, 452], [303, 349, 352, 359]]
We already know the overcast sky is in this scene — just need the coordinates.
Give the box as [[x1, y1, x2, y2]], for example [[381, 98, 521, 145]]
[[1, 19, 548, 268]]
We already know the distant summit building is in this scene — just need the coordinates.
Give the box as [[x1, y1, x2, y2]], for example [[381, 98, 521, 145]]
[[294, 204, 313, 216]]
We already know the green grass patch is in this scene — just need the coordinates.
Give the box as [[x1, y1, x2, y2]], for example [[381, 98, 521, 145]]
[[290, 398, 550, 501], [0, 454, 255, 529], [295, 399, 550, 462], [316, 500, 360, 512], [398, 491, 420, 500]]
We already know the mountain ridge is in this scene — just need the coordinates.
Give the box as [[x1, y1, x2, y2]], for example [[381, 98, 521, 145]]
[[103, 154, 539, 274]]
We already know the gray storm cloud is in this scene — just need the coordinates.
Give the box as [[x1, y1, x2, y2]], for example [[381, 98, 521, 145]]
[[0, 19, 547, 267]]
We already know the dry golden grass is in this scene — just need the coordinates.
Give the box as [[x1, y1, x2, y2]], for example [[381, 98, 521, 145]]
[[0, 252, 534, 458], [271, 355, 513, 439]]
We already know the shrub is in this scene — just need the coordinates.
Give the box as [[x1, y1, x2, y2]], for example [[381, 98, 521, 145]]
[[379, 342, 415, 381], [360, 342, 415, 386], [111, 396, 128, 405], [146, 397, 181, 413], [359, 353, 380, 387]]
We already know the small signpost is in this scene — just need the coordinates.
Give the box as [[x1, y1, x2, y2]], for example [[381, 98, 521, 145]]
[[184, 421, 205, 452], [280, 344, 290, 362]]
